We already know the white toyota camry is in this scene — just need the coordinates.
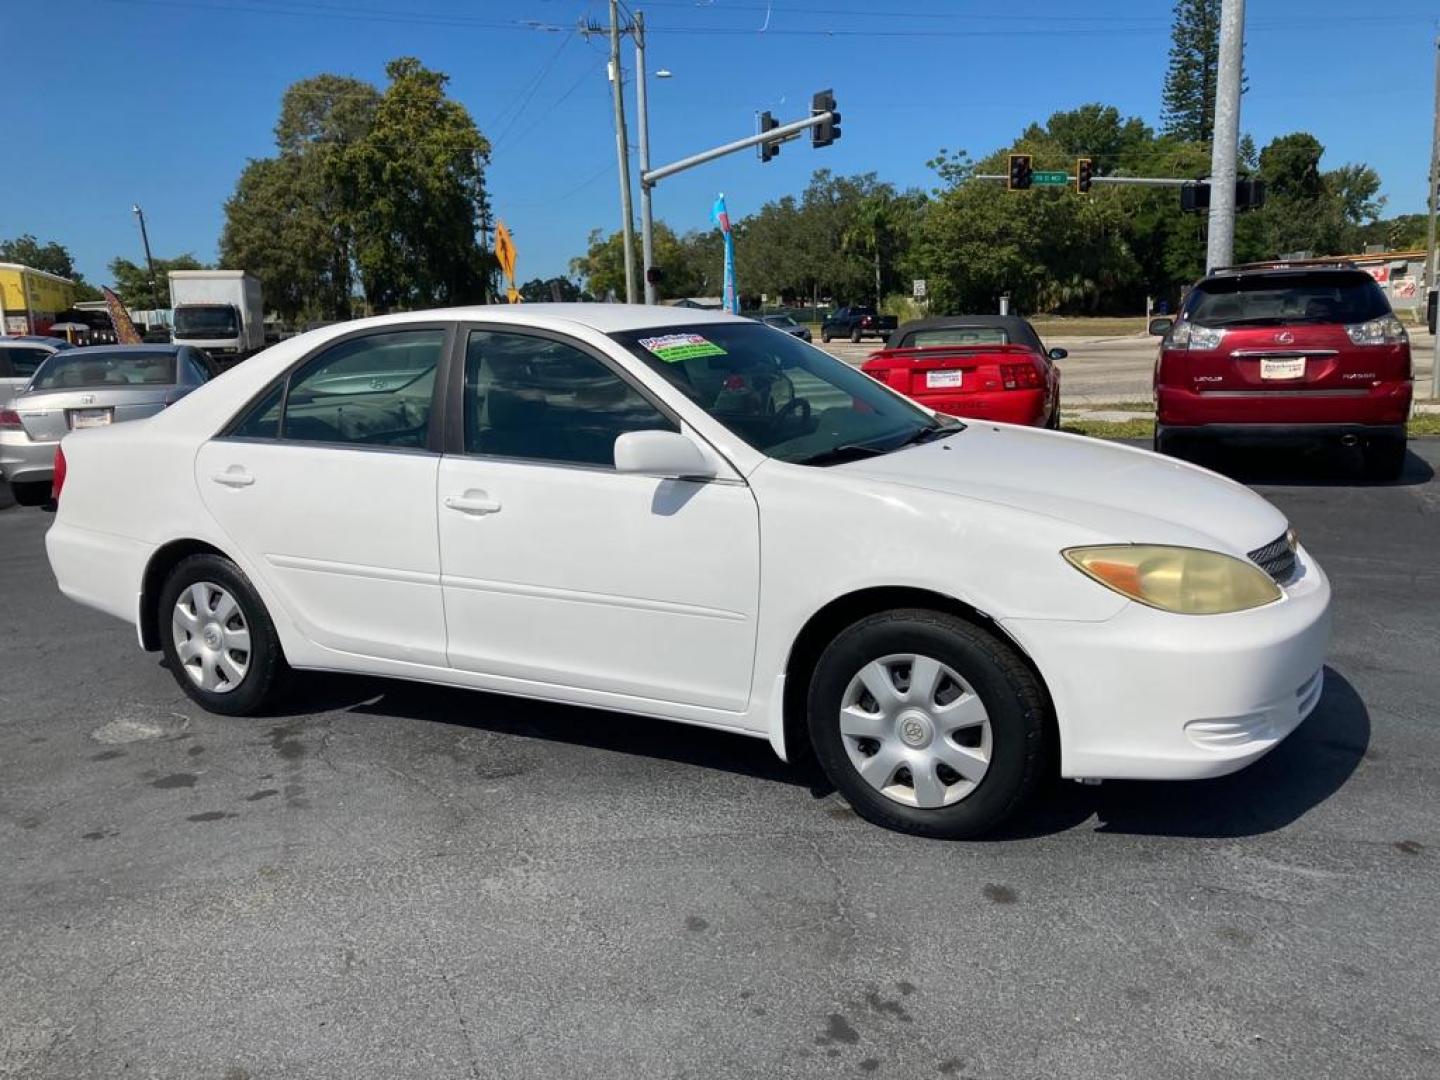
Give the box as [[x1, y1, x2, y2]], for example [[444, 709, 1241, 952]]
[[46, 305, 1331, 838]]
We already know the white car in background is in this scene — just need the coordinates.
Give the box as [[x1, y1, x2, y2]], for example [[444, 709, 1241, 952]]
[[45, 305, 1331, 838]]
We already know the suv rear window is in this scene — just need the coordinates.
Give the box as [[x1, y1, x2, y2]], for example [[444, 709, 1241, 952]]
[[1185, 271, 1391, 327]]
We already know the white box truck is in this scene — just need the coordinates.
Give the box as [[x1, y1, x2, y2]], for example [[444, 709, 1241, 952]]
[[168, 270, 264, 364]]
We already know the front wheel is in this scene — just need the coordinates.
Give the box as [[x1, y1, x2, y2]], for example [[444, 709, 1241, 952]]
[[850, 328, 862, 344], [821, 331, 831, 344], [806, 610, 1047, 839], [159, 554, 289, 716]]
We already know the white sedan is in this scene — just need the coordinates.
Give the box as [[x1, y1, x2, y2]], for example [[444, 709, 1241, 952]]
[[45, 305, 1331, 838]]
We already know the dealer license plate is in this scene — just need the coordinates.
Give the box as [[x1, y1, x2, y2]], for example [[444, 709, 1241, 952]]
[[69, 408, 113, 429], [1260, 357, 1306, 380], [926, 370, 964, 389]]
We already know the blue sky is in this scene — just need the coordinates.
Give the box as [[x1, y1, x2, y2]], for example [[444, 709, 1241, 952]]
[[6, 0, 1436, 289]]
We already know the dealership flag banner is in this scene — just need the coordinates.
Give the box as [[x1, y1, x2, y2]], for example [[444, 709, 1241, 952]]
[[712, 193, 739, 314], [101, 287, 143, 345]]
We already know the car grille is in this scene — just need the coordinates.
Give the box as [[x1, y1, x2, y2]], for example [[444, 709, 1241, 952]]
[[1248, 531, 1297, 584]]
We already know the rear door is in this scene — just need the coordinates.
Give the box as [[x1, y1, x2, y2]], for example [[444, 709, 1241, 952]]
[[1179, 270, 1408, 393]]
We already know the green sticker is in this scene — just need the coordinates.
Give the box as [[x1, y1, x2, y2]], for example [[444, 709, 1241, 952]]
[[639, 333, 727, 363]]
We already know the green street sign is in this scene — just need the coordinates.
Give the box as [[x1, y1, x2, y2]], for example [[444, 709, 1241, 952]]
[[1032, 171, 1070, 186]]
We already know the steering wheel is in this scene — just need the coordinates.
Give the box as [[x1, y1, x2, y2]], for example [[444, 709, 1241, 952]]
[[771, 396, 811, 435]]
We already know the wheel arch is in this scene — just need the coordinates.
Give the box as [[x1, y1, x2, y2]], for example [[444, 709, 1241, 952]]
[[778, 586, 1057, 767], [137, 538, 233, 651]]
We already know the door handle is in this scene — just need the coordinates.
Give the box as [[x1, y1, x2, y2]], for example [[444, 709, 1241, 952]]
[[444, 492, 502, 515], [211, 468, 255, 488]]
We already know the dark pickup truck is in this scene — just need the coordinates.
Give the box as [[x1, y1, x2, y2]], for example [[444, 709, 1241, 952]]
[[820, 306, 898, 343]]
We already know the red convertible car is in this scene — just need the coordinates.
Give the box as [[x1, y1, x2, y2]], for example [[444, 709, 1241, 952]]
[[861, 316, 1064, 427]]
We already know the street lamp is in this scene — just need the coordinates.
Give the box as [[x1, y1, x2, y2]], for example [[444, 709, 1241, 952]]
[[131, 204, 160, 312]]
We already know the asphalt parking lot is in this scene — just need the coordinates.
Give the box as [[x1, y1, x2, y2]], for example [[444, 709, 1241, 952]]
[[2, 444, 1438, 1080]]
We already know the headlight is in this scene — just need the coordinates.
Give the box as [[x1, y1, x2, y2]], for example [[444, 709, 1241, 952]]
[[1344, 315, 1407, 346], [1168, 322, 1226, 350], [1063, 545, 1282, 615]]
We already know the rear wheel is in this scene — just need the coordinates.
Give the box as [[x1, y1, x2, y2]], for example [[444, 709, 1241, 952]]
[[1363, 437, 1407, 482], [821, 331, 831, 344], [9, 480, 52, 507], [806, 609, 1047, 839], [159, 554, 288, 716], [850, 327, 862, 344]]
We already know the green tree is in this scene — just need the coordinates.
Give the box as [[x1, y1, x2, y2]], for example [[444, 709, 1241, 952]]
[[518, 276, 584, 302], [107, 254, 205, 310], [1161, 0, 1222, 143], [337, 57, 492, 311], [221, 75, 379, 323], [0, 235, 102, 299]]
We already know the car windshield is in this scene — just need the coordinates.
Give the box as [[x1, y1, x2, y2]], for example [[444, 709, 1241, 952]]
[[1186, 271, 1391, 327], [174, 305, 239, 338], [763, 316, 798, 328], [611, 322, 956, 466], [31, 351, 176, 389]]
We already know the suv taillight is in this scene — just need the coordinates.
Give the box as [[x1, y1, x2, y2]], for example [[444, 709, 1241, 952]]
[[0, 408, 21, 430], [1000, 362, 1043, 390], [51, 445, 67, 503], [1345, 315, 1407, 346]]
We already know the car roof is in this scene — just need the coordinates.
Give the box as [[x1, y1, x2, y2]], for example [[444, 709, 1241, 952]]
[[5, 336, 71, 348], [304, 303, 754, 338], [52, 344, 187, 356]]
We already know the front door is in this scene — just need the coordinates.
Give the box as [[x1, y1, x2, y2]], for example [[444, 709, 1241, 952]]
[[437, 326, 761, 712], [196, 326, 452, 666]]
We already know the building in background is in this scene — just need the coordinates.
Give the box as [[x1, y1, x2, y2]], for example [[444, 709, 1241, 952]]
[[0, 263, 77, 336]]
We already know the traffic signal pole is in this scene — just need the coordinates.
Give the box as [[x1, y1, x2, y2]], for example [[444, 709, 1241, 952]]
[[643, 111, 834, 185], [1206, 0, 1246, 273], [635, 12, 657, 305]]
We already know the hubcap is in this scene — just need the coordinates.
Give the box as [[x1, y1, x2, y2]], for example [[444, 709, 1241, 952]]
[[838, 653, 993, 809], [171, 582, 251, 694]]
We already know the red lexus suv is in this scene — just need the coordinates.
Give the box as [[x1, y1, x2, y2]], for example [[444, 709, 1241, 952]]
[[1152, 263, 1412, 479]]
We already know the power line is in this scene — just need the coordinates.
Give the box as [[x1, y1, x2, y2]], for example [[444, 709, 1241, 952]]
[[488, 29, 577, 145]]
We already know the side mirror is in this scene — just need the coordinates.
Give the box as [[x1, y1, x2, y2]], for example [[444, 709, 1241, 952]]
[[1148, 317, 1174, 337], [614, 430, 716, 479], [1047, 347, 1068, 361]]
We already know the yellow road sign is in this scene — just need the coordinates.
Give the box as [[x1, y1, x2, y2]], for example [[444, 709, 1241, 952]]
[[495, 222, 517, 281]]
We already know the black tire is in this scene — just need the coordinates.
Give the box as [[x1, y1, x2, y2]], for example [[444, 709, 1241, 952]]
[[850, 327, 862, 344], [1045, 404, 1061, 430], [805, 609, 1047, 839], [1363, 437, 1406, 482], [10, 480, 52, 507], [158, 554, 289, 716], [821, 332, 831, 344]]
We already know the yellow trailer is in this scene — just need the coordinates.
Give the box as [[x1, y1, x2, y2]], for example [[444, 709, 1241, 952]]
[[0, 263, 78, 337]]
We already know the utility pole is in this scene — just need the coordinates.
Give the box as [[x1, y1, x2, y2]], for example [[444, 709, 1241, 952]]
[[635, 12, 657, 304], [608, 0, 638, 303], [1426, 35, 1440, 398], [1206, 0, 1245, 273], [131, 203, 160, 311]]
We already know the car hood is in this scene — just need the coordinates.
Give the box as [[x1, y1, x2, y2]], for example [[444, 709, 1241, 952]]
[[838, 423, 1288, 555]]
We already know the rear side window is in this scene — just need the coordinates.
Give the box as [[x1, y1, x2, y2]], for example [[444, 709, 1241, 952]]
[[1186, 272, 1391, 327], [0, 346, 52, 377], [227, 329, 444, 448]]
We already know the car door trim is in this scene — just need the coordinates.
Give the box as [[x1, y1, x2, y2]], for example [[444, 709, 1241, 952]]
[[440, 571, 749, 620]]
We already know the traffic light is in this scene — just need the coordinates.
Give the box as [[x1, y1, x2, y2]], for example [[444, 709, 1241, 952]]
[[758, 111, 780, 163], [811, 89, 841, 148], [1181, 178, 1266, 213], [1008, 153, 1032, 191], [1075, 157, 1093, 194]]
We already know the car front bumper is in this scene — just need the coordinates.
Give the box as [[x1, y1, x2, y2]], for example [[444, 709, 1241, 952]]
[[1001, 544, 1332, 781], [0, 428, 58, 484]]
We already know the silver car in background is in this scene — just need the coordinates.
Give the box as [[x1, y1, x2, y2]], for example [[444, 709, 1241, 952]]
[[1, 336, 73, 410], [0, 345, 217, 505]]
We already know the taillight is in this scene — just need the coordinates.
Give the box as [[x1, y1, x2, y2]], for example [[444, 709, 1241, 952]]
[[51, 445, 67, 503], [999, 362, 1043, 390], [0, 408, 21, 430]]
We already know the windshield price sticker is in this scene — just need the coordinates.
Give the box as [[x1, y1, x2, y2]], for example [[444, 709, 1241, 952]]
[[639, 333, 727, 363]]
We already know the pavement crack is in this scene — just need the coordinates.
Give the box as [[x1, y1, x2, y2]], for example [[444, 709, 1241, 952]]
[[420, 926, 482, 1079], [806, 834, 858, 961]]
